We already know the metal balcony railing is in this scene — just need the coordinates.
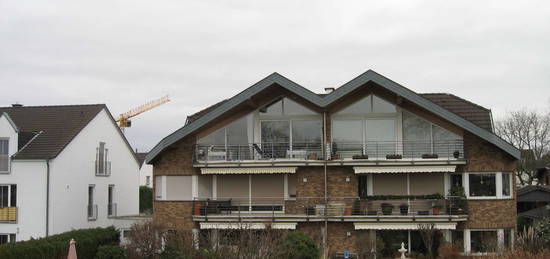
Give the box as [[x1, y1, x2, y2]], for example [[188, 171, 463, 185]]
[[94, 161, 111, 176], [0, 207, 17, 222], [330, 140, 464, 160], [194, 140, 464, 163], [87, 204, 98, 220], [108, 203, 117, 217], [194, 142, 324, 162], [191, 196, 468, 218]]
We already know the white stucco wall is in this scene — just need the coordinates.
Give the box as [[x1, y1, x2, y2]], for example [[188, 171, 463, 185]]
[[139, 162, 153, 188], [0, 161, 47, 241], [0, 114, 18, 163], [48, 109, 140, 236]]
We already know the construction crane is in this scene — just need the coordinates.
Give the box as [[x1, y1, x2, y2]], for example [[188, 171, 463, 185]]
[[116, 95, 170, 132]]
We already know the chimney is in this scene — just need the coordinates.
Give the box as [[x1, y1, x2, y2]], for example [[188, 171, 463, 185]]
[[11, 103, 23, 107], [324, 87, 335, 94]]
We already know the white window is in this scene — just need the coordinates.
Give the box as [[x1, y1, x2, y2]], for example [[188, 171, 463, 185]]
[[457, 172, 513, 199], [0, 139, 9, 173], [88, 185, 97, 220], [108, 185, 115, 217], [146, 176, 151, 186], [0, 184, 16, 208], [95, 142, 111, 176], [0, 233, 16, 244]]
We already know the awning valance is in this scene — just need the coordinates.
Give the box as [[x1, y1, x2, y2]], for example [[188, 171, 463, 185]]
[[199, 222, 296, 230], [201, 167, 297, 175], [353, 165, 456, 174], [354, 222, 457, 230]]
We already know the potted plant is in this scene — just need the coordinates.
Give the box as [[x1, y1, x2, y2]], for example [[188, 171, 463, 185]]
[[448, 185, 467, 215], [381, 203, 394, 215], [352, 154, 369, 160], [422, 154, 439, 159], [399, 204, 409, 215], [453, 150, 460, 159], [386, 154, 402, 159], [432, 204, 443, 215]]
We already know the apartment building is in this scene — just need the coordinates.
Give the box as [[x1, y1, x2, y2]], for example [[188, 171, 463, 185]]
[[0, 104, 140, 242], [145, 70, 519, 257]]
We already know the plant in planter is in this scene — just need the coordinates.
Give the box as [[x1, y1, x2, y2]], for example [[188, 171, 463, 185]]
[[421, 154, 439, 159], [399, 204, 409, 215], [386, 154, 402, 159], [352, 154, 369, 160], [448, 185, 467, 214], [381, 203, 394, 215], [453, 150, 460, 158], [432, 204, 443, 215]]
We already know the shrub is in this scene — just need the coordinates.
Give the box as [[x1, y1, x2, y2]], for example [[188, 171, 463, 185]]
[[278, 231, 320, 259], [140, 186, 153, 214], [0, 227, 119, 259], [536, 216, 550, 247], [95, 245, 127, 259], [517, 226, 546, 252]]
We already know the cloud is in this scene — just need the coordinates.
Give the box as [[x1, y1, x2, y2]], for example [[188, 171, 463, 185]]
[[1, 0, 549, 151]]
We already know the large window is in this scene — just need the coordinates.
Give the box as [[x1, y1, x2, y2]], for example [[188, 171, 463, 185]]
[[470, 230, 498, 253], [260, 120, 321, 159], [462, 172, 513, 199], [469, 173, 496, 197], [95, 142, 111, 176], [0, 185, 16, 208], [0, 234, 16, 244], [335, 95, 396, 115], [261, 98, 316, 116], [0, 139, 8, 172], [332, 119, 397, 158], [403, 111, 462, 158]]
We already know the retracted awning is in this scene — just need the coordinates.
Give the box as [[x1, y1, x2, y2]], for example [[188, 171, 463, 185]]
[[354, 222, 457, 230], [199, 222, 296, 230], [353, 165, 456, 174], [201, 167, 297, 174]]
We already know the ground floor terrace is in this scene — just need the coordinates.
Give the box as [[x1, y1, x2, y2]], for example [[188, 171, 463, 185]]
[[191, 222, 514, 258]]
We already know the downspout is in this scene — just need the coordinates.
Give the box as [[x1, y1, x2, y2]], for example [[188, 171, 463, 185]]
[[323, 111, 328, 258], [46, 158, 50, 237]]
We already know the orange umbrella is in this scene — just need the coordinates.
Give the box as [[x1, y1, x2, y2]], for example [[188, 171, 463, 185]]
[[67, 239, 77, 259]]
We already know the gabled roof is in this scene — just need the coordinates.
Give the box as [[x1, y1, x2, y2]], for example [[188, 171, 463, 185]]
[[0, 112, 19, 133], [0, 104, 138, 165], [145, 70, 520, 163]]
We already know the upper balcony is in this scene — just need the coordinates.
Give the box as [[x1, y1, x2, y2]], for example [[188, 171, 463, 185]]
[[193, 140, 465, 167]]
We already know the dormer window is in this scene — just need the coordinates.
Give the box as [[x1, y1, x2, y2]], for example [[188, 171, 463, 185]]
[[95, 142, 111, 176], [0, 139, 9, 173]]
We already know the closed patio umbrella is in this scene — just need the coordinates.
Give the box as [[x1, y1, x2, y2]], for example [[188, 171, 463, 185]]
[[67, 239, 77, 259]]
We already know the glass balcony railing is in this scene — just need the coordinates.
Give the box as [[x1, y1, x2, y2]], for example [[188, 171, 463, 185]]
[[193, 140, 464, 163]]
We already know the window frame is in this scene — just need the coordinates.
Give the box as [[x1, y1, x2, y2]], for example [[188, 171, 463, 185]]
[[0, 138, 10, 174], [95, 142, 111, 177], [457, 172, 513, 200]]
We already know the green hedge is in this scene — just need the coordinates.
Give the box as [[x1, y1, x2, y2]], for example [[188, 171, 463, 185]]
[[95, 245, 127, 259], [140, 186, 153, 213], [0, 227, 120, 259]]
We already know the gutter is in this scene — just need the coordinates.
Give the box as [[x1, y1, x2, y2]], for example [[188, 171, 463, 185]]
[[46, 158, 50, 237]]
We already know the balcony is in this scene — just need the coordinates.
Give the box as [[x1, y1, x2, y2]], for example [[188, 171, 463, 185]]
[[193, 140, 464, 167], [0, 207, 17, 222], [191, 197, 468, 224]]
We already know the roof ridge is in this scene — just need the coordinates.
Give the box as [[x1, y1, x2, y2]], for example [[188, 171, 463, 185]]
[[0, 103, 106, 109]]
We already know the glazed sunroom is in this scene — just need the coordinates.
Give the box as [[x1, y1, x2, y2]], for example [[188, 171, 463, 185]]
[[193, 95, 465, 166]]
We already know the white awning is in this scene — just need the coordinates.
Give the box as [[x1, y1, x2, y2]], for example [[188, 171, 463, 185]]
[[354, 222, 457, 230], [201, 167, 297, 174], [353, 165, 456, 174], [199, 222, 296, 230], [200, 222, 266, 230], [271, 223, 297, 230]]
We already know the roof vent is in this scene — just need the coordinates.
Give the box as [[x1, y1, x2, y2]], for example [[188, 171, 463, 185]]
[[324, 87, 335, 94], [11, 103, 23, 107]]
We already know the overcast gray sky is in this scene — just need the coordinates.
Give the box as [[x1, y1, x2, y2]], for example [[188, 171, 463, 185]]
[[1, 0, 549, 152]]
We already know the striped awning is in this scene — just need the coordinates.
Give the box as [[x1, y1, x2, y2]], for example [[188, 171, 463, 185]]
[[353, 165, 456, 174], [354, 222, 456, 230], [199, 222, 296, 230], [201, 167, 297, 175]]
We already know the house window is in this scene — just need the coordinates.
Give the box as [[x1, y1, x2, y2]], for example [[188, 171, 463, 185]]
[[88, 185, 96, 220], [470, 230, 498, 253], [456, 173, 512, 199], [0, 234, 16, 244], [146, 176, 151, 186], [95, 142, 111, 176], [108, 185, 115, 217], [468, 173, 496, 197], [0, 185, 16, 207], [502, 173, 511, 197], [0, 139, 9, 172], [358, 175, 369, 199]]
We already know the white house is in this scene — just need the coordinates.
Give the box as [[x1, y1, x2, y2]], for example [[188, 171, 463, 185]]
[[0, 104, 141, 243], [136, 152, 152, 188]]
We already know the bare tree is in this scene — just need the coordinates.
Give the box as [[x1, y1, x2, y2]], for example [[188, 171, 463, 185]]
[[495, 110, 550, 185], [418, 223, 439, 259]]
